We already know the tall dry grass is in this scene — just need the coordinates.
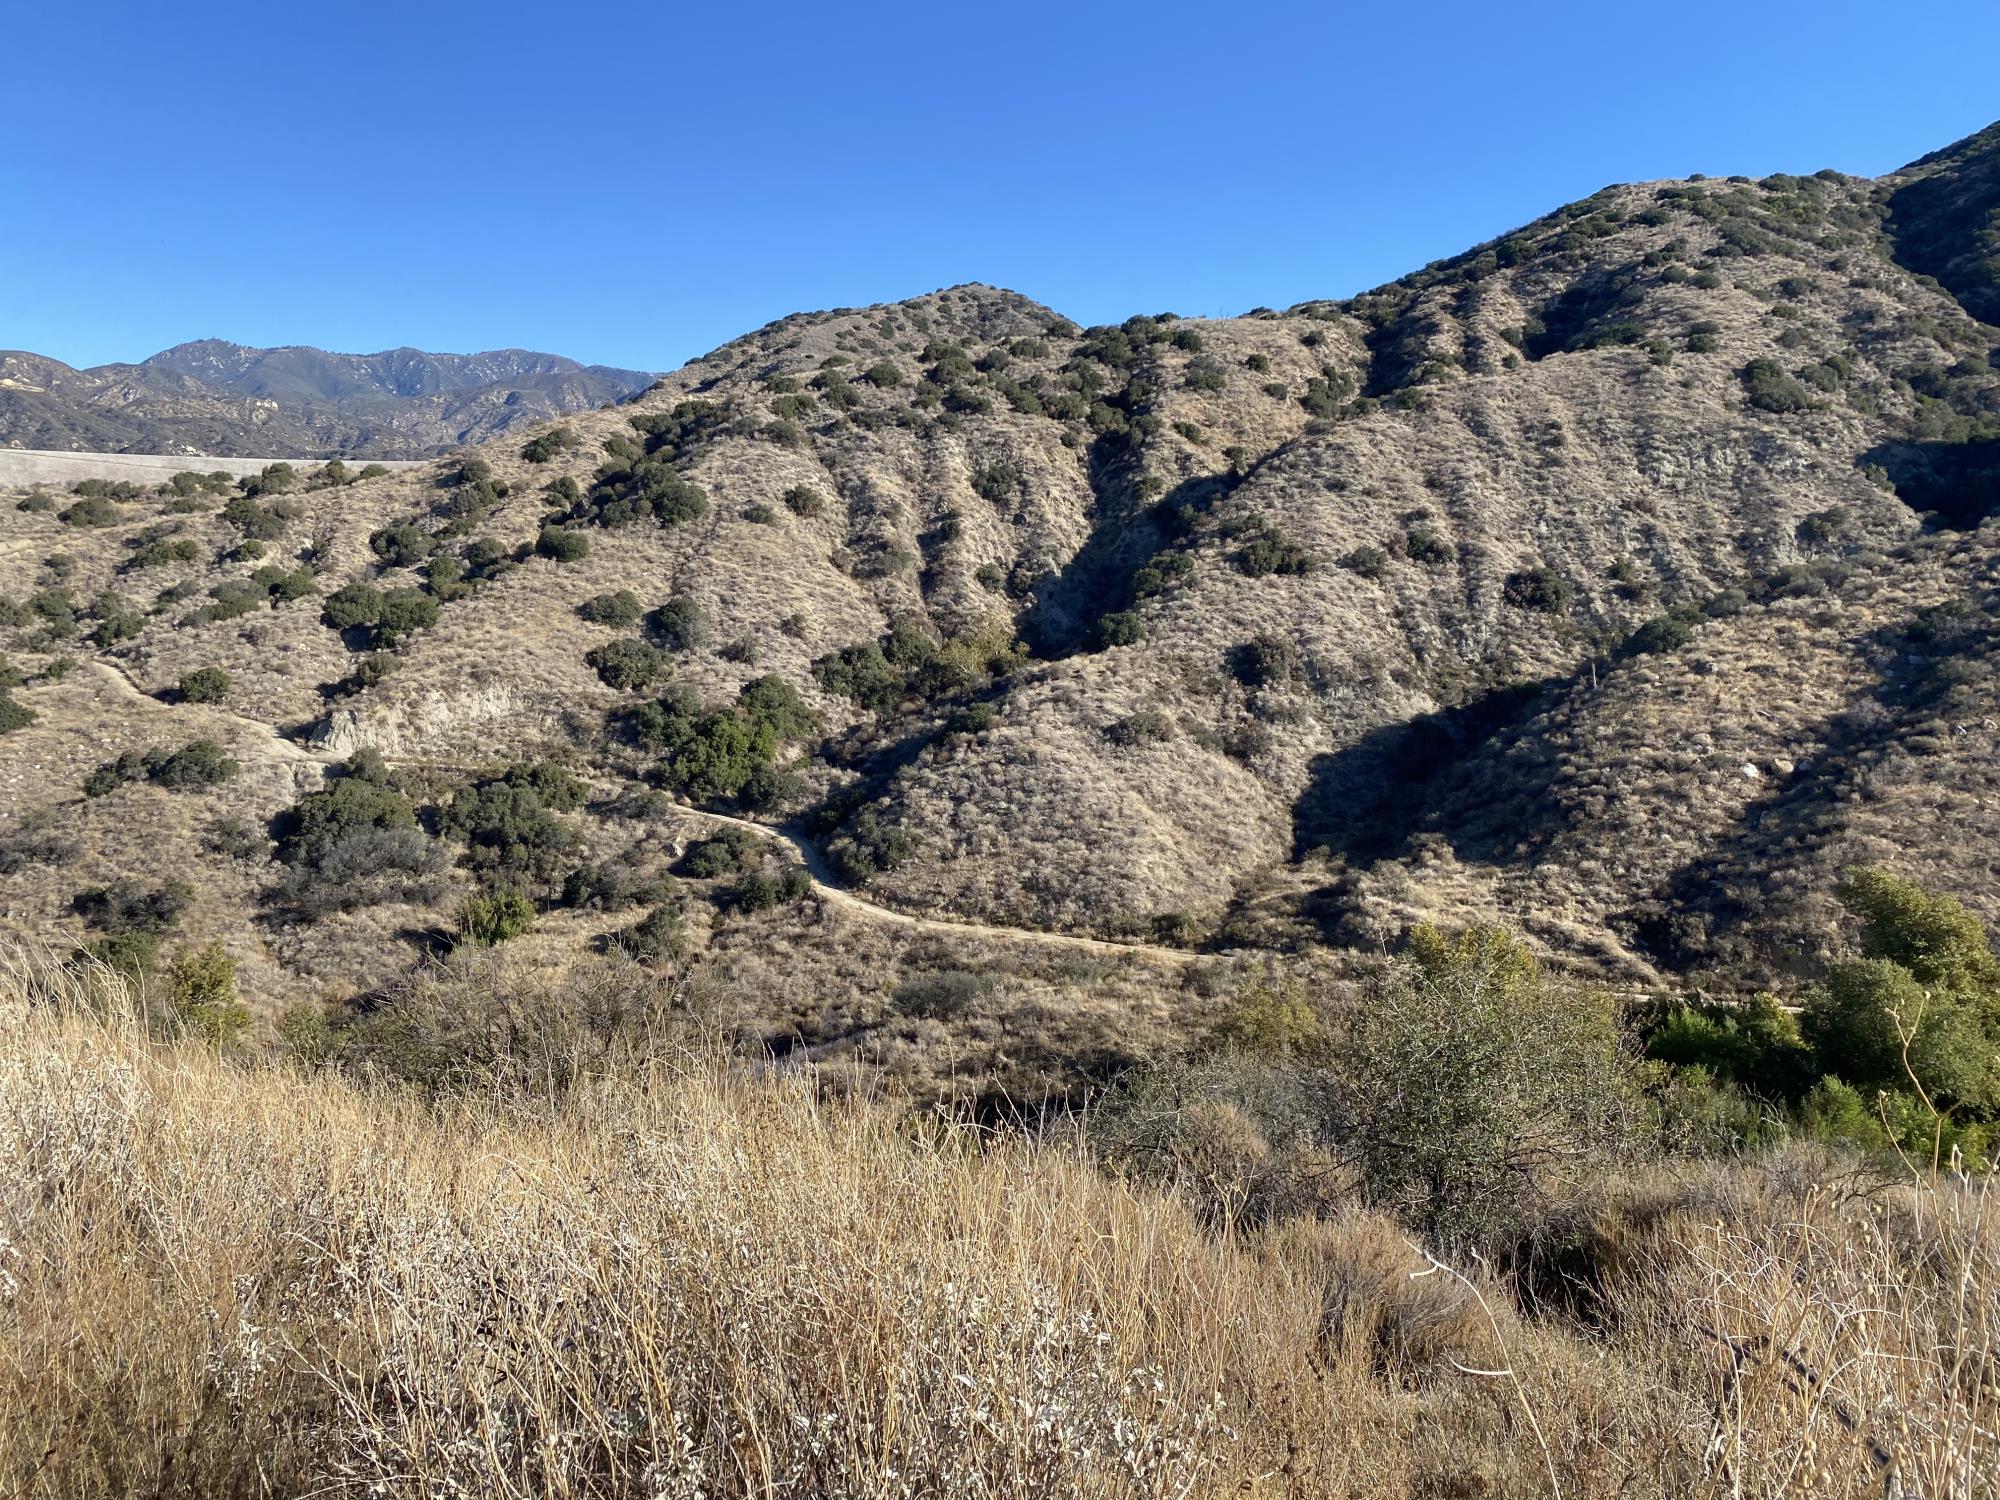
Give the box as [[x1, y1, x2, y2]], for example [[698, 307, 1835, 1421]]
[[0, 947, 1994, 1497]]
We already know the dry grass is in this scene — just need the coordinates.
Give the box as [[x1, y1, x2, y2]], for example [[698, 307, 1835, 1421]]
[[2, 946, 1995, 1498]]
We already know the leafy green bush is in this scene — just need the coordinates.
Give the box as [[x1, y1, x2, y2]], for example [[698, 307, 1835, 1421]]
[[1403, 527, 1454, 567], [1802, 869, 2000, 1117], [322, 582, 384, 632], [371, 524, 437, 568], [781, 486, 826, 518], [537, 526, 590, 563], [1104, 709, 1175, 746], [586, 638, 670, 691], [85, 740, 238, 796], [1740, 358, 1820, 414], [1235, 526, 1311, 577], [1336, 925, 1641, 1244], [170, 942, 250, 1048], [127, 537, 202, 570], [680, 825, 758, 879], [272, 755, 446, 915], [727, 868, 813, 913], [442, 763, 588, 890], [372, 589, 439, 646], [562, 402, 719, 529], [58, 495, 121, 527], [455, 890, 536, 947], [177, 668, 231, 704], [1093, 611, 1146, 648], [826, 805, 914, 885], [618, 904, 684, 963], [578, 590, 643, 628], [1503, 566, 1572, 613], [1341, 545, 1390, 581], [649, 596, 708, 651], [520, 426, 581, 463], [1624, 613, 1695, 655]]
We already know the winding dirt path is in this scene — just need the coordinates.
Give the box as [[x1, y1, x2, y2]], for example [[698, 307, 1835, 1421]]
[[668, 803, 1196, 963], [88, 660, 335, 766], [85, 656, 1193, 963]]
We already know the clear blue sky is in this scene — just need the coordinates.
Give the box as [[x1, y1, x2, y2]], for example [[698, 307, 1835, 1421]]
[[5, 1, 1995, 373]]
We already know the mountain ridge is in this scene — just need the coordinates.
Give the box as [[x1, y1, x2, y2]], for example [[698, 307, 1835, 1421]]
[[0, 340, 657, 459]]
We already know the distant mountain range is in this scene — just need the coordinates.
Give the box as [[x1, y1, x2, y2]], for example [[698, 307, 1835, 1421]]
[[0, 340, 658, 458]]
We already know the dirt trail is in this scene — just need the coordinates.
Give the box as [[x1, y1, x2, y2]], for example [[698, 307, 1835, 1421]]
[[85, 656, 1191, 962], [673, 804, 1194, 964], [88, 660, 335, 767]]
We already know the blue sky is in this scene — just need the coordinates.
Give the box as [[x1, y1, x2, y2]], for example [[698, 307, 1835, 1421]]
[[4, 1, 1996, 373]]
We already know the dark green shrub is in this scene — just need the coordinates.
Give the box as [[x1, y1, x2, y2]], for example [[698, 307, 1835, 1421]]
[[1404, 527, 1455, 567], [578, 590, 643, 628], [1625, 614, 1695, 655], [827, 805, 913, 884], [0, 692, 35, 735], [971, 463, 1018, 505], [59, 495, 121, 527], [618, 904, 684, 963], [1341, 545, 1390, 580], [1740, 358, 1820, 414], [814, 641, 902, 713], [322, 582, 384, 631], [587, 638, 669, 691], [1184, 360, 1227, 393], [239, 463, 299, 497], [520, 426, 581, 463], [370, 523, 437, 568], [178, 668, 231, 704], [666, 713, 773, 803], [1104, 709, 1175, 746], [149, 739, 239, 790], [1093, 611, 1146, 648], [727, 868, 813, 912], [127, 537, 202, 570], [442, 763, 587, 889], [73, 878, 192, 936], [373, 589, 439, 646], [537, 526, 590, 563], [649, 596, 708, 651], [681, 825, 758, 879], [1235, 527, 1311, 577], [781, 486, 826, 518], [87, 740, 237, 795], [1503, 566, 1572, 613]]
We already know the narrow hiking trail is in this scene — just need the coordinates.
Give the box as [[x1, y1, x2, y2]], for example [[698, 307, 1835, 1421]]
[[84, 657, 1194, 964], [88, 660, 335, 767], [673, 803, 1196, 964]]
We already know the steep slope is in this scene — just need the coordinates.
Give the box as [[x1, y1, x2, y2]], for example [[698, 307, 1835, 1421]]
[[0, 342, 656, 458]]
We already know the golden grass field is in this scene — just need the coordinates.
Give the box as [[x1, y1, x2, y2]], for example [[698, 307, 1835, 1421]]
[[2, 946, 1993, 1499]]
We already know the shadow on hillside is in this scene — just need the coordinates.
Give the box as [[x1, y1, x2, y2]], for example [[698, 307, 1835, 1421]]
[[1018, 460, 1238, 658], [1624, 604, 2000, 976], [1863, 438, 2000, 530], [1290, 677, 1562, 867]]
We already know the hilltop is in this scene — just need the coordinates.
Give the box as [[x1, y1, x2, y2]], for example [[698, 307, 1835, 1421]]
[[0, 341, 656, 458], [2, 120, 1999, 1089]]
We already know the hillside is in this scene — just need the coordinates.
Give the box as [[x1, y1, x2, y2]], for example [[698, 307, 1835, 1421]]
[[3, 120, 1999, 1082], [0, 342, 656, 458]]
